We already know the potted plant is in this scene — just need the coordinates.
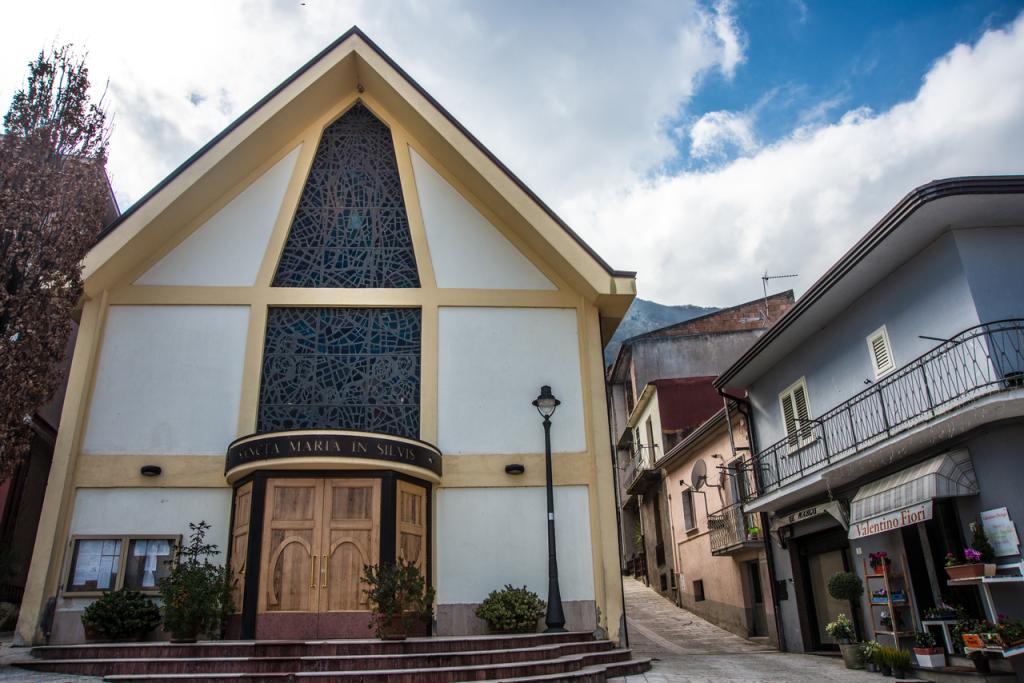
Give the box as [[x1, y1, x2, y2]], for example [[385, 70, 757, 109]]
[[872, 588, 888, 604], [989, 615, 1024, 649], [826, 614, 862, 668], [869, 551, 892, 574], [913, 630, 945, 668], [80, 588, 161, 643], [890, 647, 912, 679], [861, 640, 880, 672], [362, 557, 435, 640], [876, 646, 894, 676], [967, 650, 991, 674], [923, 604, 959, 620], [827, 571, 864, 603], [971, 517, 998, 576], [475, 585, 546, 634], [158, 521, 235, 643], [880, 610, 905, 632]]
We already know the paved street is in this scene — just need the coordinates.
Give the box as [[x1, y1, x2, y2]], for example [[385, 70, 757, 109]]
[[0, 636, 99, 683], [611, 577, 882, 683]]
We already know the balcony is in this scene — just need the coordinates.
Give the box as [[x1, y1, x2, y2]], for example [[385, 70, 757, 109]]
[[709, 503, 763, 556], [625, 448, 661, 496], [749, 320, 1024, 505]]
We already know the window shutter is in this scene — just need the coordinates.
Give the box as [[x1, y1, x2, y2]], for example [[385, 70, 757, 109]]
[[867, 326, 896, 378], [781, 393, 798, 448], [682, 490, 695, 531], [793, 385, 811, 441]]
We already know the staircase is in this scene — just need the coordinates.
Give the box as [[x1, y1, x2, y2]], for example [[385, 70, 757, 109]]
[[22, 631, 651, 682]]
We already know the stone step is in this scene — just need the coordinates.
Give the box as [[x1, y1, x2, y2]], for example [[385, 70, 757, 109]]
[[85, 650, 641, 683], [31, 632, 593, 661], [20, 640, 614, 676]]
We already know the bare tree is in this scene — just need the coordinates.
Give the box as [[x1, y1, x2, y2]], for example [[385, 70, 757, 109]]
[[0, 45, 112, 480]]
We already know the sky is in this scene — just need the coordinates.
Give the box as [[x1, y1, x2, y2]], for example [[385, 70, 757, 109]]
[[2, 0, 1024, 307]]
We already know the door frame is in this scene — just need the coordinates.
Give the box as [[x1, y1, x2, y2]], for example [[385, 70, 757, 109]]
[[228, 469, 433, 640]]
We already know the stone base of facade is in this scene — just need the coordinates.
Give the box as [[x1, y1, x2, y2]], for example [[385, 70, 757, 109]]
[[436, 600, 598, 636], [677, 593, 760, 640]]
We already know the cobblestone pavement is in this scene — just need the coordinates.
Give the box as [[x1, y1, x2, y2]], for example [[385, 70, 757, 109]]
[[0, 637, 101, 682], [611, 578, 882, 683]]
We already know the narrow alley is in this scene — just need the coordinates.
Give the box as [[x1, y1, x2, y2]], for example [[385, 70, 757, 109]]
[[611, 577, 881, 683]]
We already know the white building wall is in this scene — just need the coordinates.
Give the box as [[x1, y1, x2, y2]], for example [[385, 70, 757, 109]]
[[436, 307, 586, 454], [435, 485, 594, 604], [409, 148, 556, 290], [83, 306, 250, 455], [134, 145, 302, 286]]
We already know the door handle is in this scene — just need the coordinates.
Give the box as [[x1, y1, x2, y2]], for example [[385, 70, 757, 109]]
[[310, 555, 318, 588], [322, 554, 328, 587]]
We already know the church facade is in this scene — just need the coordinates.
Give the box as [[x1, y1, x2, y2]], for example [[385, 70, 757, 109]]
[[15, 30, 636, 645]]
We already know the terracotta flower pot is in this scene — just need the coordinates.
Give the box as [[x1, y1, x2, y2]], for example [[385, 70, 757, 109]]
[[946, 563, 985, 580], [83, 625, 110, 644], [873, 565, 892, 575], [380, 613, 411, 641], [170, 621, 202, 643]]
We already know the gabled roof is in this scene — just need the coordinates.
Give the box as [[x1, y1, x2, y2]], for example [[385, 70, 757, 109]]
[[83, 27, 635, 323], [715, 176, 1024, 390]]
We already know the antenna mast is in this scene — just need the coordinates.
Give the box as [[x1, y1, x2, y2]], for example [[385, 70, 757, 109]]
[[741, 271, 798, 327]]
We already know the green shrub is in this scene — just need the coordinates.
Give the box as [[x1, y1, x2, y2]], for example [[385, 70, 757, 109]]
[[890, 648, 913, 670], [475, 585, 546, 633], [971, 519, 998, 564], [80, 589, 161, 640], [361, 557, 435, 639], [915, 630, 936, 648], [826, 572, 864, 602], [158, 521, 235, 640]]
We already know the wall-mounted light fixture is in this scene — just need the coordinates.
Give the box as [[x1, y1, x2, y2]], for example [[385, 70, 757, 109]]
[[140, 465, 162, 477], [505, 464, 525, 475]]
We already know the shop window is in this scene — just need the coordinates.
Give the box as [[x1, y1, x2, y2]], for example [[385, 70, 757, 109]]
[[272, 102, 419, 289], [867, 325, 896, 378], [681, 489, 697, 532], [693, 579, 705, 601], [779, 377, 813, 450], [64, 535, 179, 596]]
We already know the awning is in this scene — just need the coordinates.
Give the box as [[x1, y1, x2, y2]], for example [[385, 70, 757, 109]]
[[850, 448, 978, 525], [768, 500, 848, 546]]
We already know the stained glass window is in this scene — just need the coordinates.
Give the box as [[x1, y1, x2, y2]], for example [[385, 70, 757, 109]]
[[273, 103, 419, 288], [258, 307, 421, 438]]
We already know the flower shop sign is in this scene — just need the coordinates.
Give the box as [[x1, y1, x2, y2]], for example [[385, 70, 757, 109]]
[[848, 501, 932, 540]]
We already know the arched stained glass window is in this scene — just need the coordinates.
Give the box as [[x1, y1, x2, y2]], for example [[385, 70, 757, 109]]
[[273, 102, 419, 288], [258, 307, 421, 438]]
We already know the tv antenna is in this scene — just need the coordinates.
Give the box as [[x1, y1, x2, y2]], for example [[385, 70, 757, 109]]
[[741, 270, 798, 327]]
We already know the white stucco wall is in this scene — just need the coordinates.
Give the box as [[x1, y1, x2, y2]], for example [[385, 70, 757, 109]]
[[409, 148, 555, 290], [436, 486, 594, 604], [82, 306, 250, 455], [134, 145, 302, 286], [437, 307, 586, 454]]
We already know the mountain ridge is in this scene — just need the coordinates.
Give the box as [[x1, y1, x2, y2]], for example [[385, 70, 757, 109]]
[[603, 298, 720, 367]]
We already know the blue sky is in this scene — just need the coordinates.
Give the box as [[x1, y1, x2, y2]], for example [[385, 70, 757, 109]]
[[2, 1, 1024, 306]]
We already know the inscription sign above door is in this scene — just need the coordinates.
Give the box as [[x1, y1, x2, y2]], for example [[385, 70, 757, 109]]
[[226, 430, 442, 477]]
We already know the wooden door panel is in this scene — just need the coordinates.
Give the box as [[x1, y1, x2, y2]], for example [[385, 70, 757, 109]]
[[320, 479, 380, 614], [230, 482, 252, 613], [259, 479, 322, 615], [397, 481, 426, 574]]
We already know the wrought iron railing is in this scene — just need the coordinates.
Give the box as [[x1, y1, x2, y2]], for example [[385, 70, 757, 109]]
[[626, 448, 653, 486], [750, 320, 1024, 496], [708, 503, 761, 553]]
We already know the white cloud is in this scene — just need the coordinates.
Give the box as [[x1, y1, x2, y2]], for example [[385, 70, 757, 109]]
[[689, 110, 759, 159], [0, 0, 744, 209], [564, 13, 1024, 306]]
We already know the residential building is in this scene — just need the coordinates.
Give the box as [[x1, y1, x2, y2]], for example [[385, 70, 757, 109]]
[[606, 294, 795, 600], [715, 176, 1024, 660], [15, 29, 636, 646]]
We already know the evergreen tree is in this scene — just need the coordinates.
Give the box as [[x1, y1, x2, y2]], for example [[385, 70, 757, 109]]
[[971, 518, 998, 564], [0, 45, 111, 480]]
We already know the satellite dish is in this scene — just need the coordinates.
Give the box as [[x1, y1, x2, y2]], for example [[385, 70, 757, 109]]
[[691, 460, 707, 491]]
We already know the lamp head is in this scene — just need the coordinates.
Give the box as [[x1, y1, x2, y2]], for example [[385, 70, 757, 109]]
[[533, 385, 560, 418]]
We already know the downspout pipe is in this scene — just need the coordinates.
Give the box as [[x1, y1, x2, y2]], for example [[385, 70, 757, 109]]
[[604, 372, 629, 648], [717, 387, 787, 652]]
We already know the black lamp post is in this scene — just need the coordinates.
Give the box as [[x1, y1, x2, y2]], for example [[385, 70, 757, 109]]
[[533, 385, 566, 633]]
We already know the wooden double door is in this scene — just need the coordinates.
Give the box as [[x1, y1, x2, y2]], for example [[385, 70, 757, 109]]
[[251, 476, 427, 639]]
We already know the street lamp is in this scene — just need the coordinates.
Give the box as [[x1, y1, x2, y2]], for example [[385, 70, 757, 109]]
[[533, 385, 566, 633]]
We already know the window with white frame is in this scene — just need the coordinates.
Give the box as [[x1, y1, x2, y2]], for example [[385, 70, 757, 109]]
[[867, 325, 896, 378], [64, 535, 180, 596], [779, 377, 813, 451], [681, 489, 697, 531]]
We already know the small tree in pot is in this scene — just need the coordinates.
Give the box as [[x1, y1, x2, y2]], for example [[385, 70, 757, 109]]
[[362, 557, 435, 640], [158, 521, 235, 642], [475, 585, 546, 634], [913, 630, 945, 668], [80, 589, 161, 643]]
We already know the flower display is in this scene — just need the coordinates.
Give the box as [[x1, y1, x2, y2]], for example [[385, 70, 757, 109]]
[[869, 551, 892, 569]]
